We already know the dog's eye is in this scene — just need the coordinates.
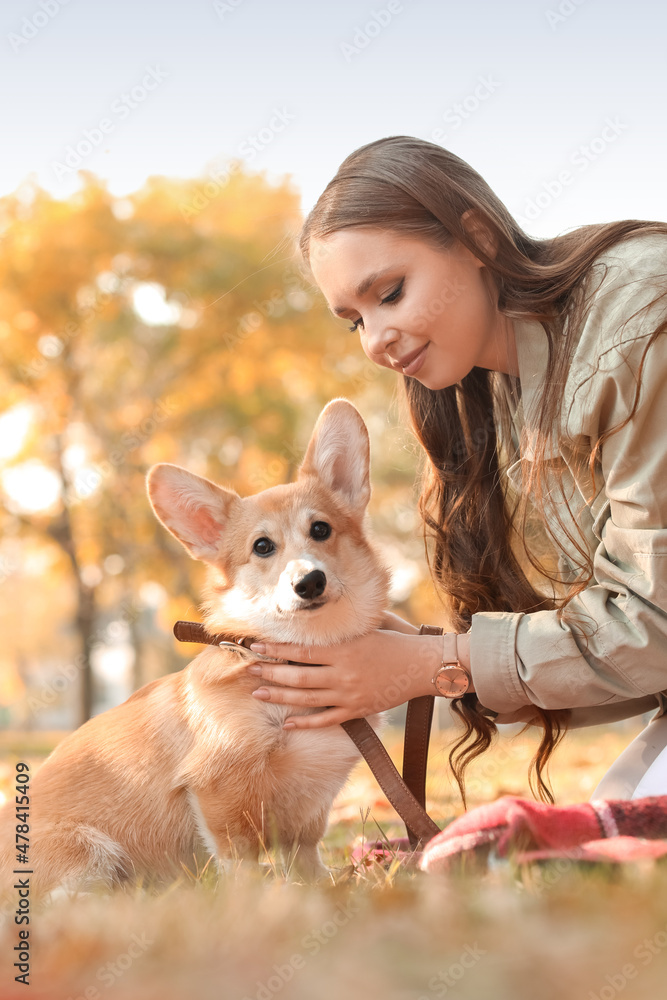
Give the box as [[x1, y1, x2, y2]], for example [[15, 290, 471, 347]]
[[310, 521, 331, 540], [252, 537, 275, 557]]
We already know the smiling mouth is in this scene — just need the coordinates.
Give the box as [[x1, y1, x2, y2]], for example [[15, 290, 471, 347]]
[[392, 343, 428, 375]]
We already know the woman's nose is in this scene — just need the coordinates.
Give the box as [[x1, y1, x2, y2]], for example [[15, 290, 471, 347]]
[[364, 322, 399, 358]]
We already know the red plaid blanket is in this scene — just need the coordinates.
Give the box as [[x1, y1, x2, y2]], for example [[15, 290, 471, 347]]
[[420, 795, 667, 871], [351, 796, 667, 872]]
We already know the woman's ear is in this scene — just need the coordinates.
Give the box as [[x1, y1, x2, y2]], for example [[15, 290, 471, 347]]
[[460, 208, 499, 260]]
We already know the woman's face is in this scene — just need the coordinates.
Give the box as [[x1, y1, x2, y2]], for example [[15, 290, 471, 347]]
[[308, 227, 517, 390]]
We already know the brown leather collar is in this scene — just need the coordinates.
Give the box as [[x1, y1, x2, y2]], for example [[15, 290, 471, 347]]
[[173, 619, 257, 649]]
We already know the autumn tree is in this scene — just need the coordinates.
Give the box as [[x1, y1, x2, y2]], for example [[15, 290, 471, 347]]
[[0, 165, 432, 729]]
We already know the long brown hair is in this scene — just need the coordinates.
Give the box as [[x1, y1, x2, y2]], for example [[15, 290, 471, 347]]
[[298, 135, 667, 804]]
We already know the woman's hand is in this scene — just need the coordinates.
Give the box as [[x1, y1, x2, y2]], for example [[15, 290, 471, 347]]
[[246, 626, 444, 729]]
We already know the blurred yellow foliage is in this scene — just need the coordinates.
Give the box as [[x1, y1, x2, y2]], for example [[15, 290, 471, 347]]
[[0, 166, 429, 726]]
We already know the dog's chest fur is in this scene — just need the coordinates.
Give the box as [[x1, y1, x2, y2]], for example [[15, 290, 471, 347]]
[[178, 650, 380, 833]]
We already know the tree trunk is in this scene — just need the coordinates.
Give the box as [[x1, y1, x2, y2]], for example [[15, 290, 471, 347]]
[[48, 433, 98, 727], [75, 578, 96, 725]]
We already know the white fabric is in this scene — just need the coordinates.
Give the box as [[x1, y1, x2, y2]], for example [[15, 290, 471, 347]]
[[591, 710, 667, 801], [631, 743, 667, 799]]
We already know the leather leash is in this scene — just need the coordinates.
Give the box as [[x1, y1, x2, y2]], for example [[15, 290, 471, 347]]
[[173, 620, 441, 849]]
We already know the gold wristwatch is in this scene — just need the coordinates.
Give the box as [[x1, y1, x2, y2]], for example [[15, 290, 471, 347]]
[[419, 624, 471, 699]]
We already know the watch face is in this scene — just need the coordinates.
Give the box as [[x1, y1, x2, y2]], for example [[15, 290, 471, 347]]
[[434, 666, 470, 698]]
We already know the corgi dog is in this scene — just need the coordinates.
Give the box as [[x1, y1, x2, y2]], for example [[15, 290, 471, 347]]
[[0, 399, 391, 896]]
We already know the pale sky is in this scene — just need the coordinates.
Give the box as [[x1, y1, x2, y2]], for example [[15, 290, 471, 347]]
[[0, 0, 665, 238]]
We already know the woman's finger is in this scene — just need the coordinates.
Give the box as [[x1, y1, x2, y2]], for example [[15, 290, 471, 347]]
[[282, 708, 351, 730], [247, 663, 333, 688], [249, 641, 330, 664], [251, 685, 337, 708]]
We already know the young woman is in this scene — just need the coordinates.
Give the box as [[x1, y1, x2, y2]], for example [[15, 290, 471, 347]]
[[246, 135, 667, 803]]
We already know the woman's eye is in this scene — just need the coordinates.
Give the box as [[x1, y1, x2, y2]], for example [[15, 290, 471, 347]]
[[347, 279, 404, 333], [382, 279, 404, 304], [310, 521, 331, 540], [252, 537, 275, 557]]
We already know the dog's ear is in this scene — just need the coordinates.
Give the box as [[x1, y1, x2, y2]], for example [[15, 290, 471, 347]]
[[146, 463, 240, 562], [298, 398, 371, 514]]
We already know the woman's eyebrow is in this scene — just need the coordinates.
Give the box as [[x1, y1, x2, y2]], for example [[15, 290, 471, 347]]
[[330, 266, 399, 316]]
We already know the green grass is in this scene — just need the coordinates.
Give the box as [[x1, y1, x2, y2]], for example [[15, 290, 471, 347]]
[[2, 721, 665, 1000]]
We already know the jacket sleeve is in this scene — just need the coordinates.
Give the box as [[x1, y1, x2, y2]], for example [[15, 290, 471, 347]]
[[470, 269, 667, 719]]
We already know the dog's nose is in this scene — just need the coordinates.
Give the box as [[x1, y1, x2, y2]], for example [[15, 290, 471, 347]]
[[293, 569, 326, 600]]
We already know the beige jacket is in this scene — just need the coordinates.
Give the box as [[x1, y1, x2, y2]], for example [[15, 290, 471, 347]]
[[469, 232, 667, 728]]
